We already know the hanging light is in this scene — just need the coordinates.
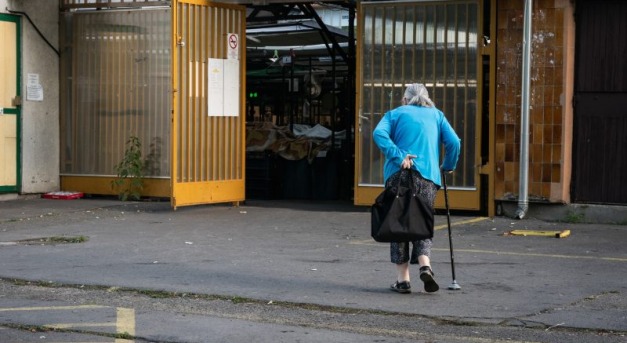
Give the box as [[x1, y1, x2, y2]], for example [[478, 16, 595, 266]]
[[269, 49, 279, 63]]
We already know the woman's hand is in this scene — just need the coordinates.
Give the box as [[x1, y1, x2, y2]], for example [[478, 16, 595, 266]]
[[401, 154, 417, 169]]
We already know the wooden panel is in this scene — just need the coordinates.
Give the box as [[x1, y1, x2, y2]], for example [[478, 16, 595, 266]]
[[573, 0, 627, 204], [0, 20, 16, 109], [575, 0, 627, 92], [0, 15, 19, 192], [0, 116, 17, 186], [573, 93, 627, 203]]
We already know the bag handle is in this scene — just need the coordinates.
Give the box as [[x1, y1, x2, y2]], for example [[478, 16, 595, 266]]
[[394, 169, 419, 196]]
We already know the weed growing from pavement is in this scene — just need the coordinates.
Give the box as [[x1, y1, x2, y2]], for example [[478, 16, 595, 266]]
[[137, 289, 181, 299], [16, 236, 88, 245], [230, 296, 250, 304], [563, 210, 585, 223], [2, 277, 404, 317], [115, 332, 134, 339], [1, 322, 138, 341], [111, 135, 145, 201], [4, 278, 625, 339]]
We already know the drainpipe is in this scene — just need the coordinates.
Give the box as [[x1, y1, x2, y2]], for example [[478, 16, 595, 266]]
[[516, 0, 533, 219]]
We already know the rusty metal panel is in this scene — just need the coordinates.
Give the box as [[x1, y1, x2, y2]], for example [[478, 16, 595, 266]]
[[171, 0, 246, 208]]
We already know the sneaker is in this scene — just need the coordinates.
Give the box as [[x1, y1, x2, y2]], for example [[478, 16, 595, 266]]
[[390, 280, 411, 294], [419, 266, 439, 293]]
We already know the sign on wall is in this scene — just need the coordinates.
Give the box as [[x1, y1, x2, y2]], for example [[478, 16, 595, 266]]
[[227, 33, 239, 60], [207, 58, 239, 117], [26, 73, 43, 101], [207, 33, 240, 117]]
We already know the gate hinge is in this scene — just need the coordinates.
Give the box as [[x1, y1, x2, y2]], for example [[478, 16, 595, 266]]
[[12, 96, 22, 106], [479, 162, 492, 174]]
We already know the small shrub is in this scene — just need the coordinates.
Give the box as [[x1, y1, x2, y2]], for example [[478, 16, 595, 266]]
[[111, 135, 144, 201]]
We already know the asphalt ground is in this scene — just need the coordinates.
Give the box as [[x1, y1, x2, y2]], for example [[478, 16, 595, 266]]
[[0, 196, 625, 342]]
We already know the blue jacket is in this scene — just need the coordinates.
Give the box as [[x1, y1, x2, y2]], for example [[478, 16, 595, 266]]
[[373, 105, 461, 187]]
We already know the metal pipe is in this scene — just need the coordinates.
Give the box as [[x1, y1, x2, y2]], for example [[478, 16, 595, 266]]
[[516, 0, 533, 219]]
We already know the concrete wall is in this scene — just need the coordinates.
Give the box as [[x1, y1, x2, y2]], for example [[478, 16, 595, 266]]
[[2, 0, 60, 194]]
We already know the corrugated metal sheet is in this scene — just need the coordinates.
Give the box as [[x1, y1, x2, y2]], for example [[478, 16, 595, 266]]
[[358, 1, 479, 187], [60, 9, 171, 177]]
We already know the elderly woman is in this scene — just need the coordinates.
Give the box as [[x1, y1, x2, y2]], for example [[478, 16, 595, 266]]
[[373, 83, 461, 293]]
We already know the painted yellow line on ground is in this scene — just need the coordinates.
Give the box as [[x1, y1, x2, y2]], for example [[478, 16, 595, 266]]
[[115, 307, 136, 343], [431, 248, 627, 262], [0, 304, 107, 312], [0, 305, 136, 342], [351, 216, 626, 262], [434, 217, 490, 230]]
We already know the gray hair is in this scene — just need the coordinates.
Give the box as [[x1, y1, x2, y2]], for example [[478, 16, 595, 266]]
[[403, 83, 434, 107]]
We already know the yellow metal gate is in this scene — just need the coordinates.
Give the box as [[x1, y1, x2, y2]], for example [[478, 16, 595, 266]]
[[171, 0, 246, 208]]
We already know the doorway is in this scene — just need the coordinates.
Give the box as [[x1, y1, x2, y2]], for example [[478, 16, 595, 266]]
[[572, 0, 627, 204], [0, 14, 20, 193], [243, 3, 355, 201]]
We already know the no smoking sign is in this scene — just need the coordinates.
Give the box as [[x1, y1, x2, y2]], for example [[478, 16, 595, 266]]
[[227, 33, 239, 60]]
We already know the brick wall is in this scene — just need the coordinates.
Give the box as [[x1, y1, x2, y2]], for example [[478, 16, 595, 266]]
[[495, 0, 574, 203]]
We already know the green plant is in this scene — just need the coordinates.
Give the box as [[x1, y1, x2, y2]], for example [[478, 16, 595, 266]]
[[111, 135, 144, 201], [563, 210, 585, 223], [18, 236, 88, 245], [115, 332, 134, 339]]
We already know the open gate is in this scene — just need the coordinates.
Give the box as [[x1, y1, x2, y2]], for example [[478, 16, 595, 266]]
[[171, 0, 246, 208]]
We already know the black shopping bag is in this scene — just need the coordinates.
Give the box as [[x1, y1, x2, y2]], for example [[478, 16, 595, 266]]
[[371, 179, 434, 243]]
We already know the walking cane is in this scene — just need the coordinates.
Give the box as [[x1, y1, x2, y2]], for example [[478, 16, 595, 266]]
[[442, 171, 461, 290]]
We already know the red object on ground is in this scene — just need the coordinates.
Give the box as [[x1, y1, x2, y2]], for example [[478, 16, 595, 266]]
[[42, 191, 84, 200]]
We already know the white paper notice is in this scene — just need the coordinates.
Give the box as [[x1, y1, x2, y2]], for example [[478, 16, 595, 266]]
[[207, 58, 240, 117], [27, 73, 43, 101], [223, 59, 239, 117], [207, 59, 224, 116]]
